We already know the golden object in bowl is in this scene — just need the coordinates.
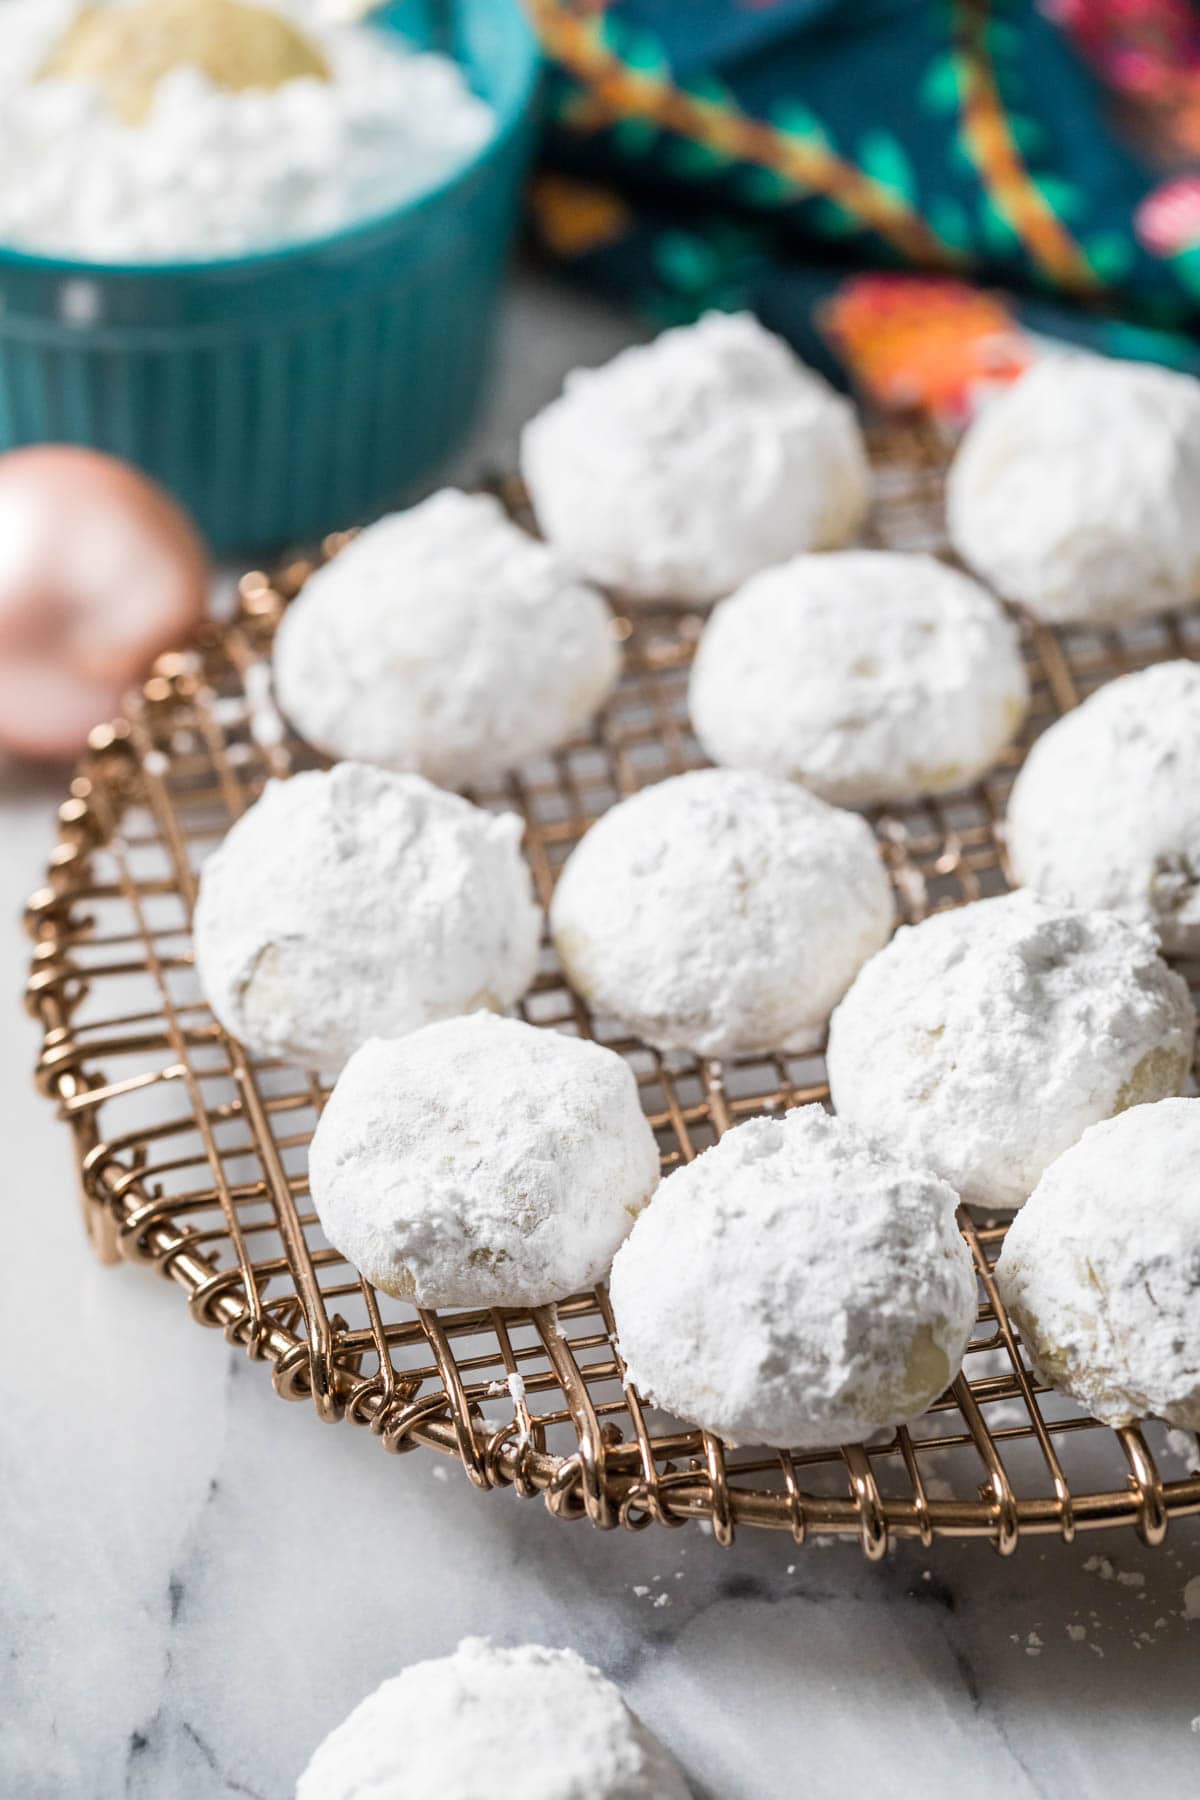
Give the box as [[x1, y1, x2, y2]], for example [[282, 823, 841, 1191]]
[[40, 0, 330, 125]]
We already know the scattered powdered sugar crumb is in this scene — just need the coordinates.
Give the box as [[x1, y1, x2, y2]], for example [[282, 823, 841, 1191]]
[[1183, 1576, 1200, 1621], [1165, 1429, 1200, 1473], [1117, 1571, 1146, 1589], [0, 0, 495, 262], [1084, 1556, 1116, 1581], [243, 659, 285, 751], [1067, 1624, 1087, 1643]]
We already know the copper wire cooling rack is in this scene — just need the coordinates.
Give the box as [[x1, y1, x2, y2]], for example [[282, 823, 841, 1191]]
[[26, 423, 1200, 1556]]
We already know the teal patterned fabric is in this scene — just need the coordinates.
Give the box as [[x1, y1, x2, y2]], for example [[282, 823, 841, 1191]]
[[526, 0, 1200, 403]]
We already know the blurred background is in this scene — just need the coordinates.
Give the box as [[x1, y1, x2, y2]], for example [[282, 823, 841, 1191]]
[[4, 0, 1200, 768]]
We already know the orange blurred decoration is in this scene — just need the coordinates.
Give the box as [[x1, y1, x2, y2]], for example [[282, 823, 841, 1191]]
[[819, 274, 1033, 423]]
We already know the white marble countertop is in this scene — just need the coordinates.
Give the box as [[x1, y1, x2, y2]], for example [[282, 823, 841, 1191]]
[[3, 274, 1199, 1800]]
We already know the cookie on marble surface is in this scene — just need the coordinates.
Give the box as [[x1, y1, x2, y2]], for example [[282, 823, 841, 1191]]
[[947, 354, 1200, 625], [550, 768, 895, 1058], [193, 763, 541, 1071], [308, 1012, 661, 1309], [296, 1636, 692, 1800], [996, 1099, 1200, 1429], [609, 1106, 977, 1449], [689, 549, 1028, 808], [274, 490, 619, 789], [520, 311, 869, 606], [827, 891, 1195, 1211], [1007, 659, 1200, 956]]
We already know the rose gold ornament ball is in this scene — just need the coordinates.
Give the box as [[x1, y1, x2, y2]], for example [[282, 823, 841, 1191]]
[[0, 445, 210, 759]]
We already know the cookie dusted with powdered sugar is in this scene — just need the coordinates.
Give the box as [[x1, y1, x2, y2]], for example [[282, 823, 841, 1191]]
[[827, 892, 1195, 1212], [297, 1638, 692, 1800], [609, 1106, 977, 1449], [274, 490, 619, 789], [193, 764, 541, 1071], [1007, 660, 1200, 955], [520, 312, 869, 606], [947, 355, 1200, 625], [997, 1099, 1200, 1429], [689, 550, 1029, 808], [550, 768, 895, 1058], [309, 1013, 661, 1308]]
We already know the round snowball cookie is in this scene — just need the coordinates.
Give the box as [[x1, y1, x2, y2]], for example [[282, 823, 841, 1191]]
[[296, 1638, 692, 1800], [1007, 660, 1200, 956], [550, 768, 895, 1058], [308, 1013, 661, 1308], [827, 891, 1195, 1212], [997, 1099, 1200, 1429], [689, 550, 1029, 808], [947, 354, 1200, 625], [610, 1106, 976, 1448], [193, 764, 541, 1071], [520, 311, 869, 606], [273, 490, 619, 788]]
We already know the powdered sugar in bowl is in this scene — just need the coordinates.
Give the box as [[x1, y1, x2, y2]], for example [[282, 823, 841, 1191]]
[[0, 0, 538, 551]]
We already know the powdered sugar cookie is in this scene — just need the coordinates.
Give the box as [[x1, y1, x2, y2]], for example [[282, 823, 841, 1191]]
[[947, 355, 1200, 625], [193, 764, 541, 1071], [609, 1106, 977, 1449], [996, 1098, 1200, 1429], [520, 312, 869, 606], [1007, 659, 1200, 955], [308, 1013, 661, 1308], [827, 892, 1195, 1211], [274, 490, 619, 788], [297, 1638, 691, 1800], [689, 550, 1028, 807], [550, 768, 895, 1057]]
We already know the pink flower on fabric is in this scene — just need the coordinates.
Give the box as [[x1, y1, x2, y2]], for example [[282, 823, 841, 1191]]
[[1135, 175, 1200, 254]]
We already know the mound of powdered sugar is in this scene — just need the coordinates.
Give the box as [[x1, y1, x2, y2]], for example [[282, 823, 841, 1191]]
[[997, 1098, 1200, 1429], [689, 549, 1029, 808], [520, 312, 869, 606], [1007, 660, 1200, 956], [827, 891, 1196, 1211], [193, 763, 541, 1072], [308, 1013, 661, 1308], [550, 768, 895, 1058], [0, 0, 495, 261], [274, 490, 620, 789], [947, 354, 1200, 625], [609, 1106, 978, 1449], [296, 1637, 692, 1800]]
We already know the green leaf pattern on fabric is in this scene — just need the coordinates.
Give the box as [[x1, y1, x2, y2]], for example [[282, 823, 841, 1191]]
[[859, 130, 918, 204]]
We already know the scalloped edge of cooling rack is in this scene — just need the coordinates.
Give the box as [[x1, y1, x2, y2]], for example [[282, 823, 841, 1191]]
[[23, 505, 1200, 1558]]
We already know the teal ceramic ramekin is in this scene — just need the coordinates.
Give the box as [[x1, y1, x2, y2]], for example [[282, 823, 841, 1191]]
[[0, 0, 539, 554]]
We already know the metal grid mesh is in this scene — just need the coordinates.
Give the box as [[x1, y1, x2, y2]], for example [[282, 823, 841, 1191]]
[[26, 421, 1200, 1555]]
